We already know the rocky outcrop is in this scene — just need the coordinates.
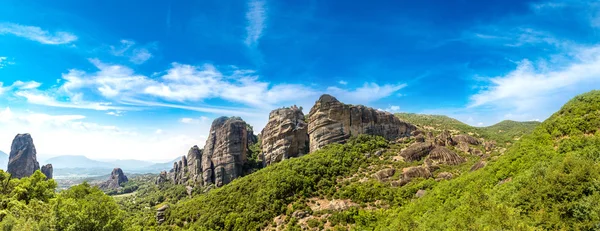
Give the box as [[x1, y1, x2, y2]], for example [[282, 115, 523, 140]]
[[260, 106, 309, 166], [425, 146, 465, 165], [170, 156, 188, 184], [435, 172, 453, 181], [41, 164, 53, 179], [100, 168, 129, 190], [434, 130, 455, 146], [156, 204, 168, 224], [453, 135, 480, 145], [400, 142, 435, 161], [156, 171, 168, 184], [7, 134, 40, 178], [202, 117, 253, 187], [470, 160, 486, 171], [307, 94, 416, 152], [372, 168, 395, 181], [186, 145, 203, 184]]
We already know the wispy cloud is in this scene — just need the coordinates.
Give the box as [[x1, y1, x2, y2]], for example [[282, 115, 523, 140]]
[[338, 80, 348, 85], [0, 23, 77, 45], [244, 0, 267, 47], [0, 80, 42, 95], [0, 57, 15, 68], [326, 82, 407, 104], [110, 40, 154, 64], [180, 116, 210, 124], [469, 45, 600, 111]]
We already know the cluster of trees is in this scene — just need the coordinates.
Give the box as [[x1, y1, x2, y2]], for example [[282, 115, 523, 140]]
[[0, 170, 124, 230]]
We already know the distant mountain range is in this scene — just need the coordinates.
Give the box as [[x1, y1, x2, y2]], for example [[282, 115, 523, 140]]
[[0, 150, 7, 170], [40, 155, 179, 176]]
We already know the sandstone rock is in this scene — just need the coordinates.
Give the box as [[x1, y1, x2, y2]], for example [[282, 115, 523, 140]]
[[202, 117, 253, 187], [156, 204, 169, 224], [470, 149, 484, 156], [307, 94, 416, 152], [435, 172, 453, 181], [372, 168, 395, 181], [415, 134, 426, 143], [434, 130, 455, 146], [400, 142, 435, 162], [470, 160, 486, 171], [292, 210, 309, 219], [186, 145, 203, 184], [415, 189, 427, 198], [374, 149, 383, 156], [425, 146, 465, 165], [402, 166, 433, 181], [156, 171, 168, 184], [41, 164, 53, 180], [453, 135, 480, 145], [7, 134, 40, 179], [101, 168, 129, 190], [457, 142, 471, 153], [484, 141, 496, 152], [260, 106, 309, 166]]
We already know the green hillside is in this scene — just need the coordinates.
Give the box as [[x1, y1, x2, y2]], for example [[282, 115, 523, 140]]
[[395, 113, 540, 145], [367, 90, 600, 230]]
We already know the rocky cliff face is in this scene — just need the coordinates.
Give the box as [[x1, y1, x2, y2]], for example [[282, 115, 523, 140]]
[[41, 164, 53, 179], [260, 106, 309, 166], [7, 134, 40, 178], [308, 94, 416, 152], [166, 145, 204, 186], [202, 116, 253, 187], [101, 168, 129, 190]]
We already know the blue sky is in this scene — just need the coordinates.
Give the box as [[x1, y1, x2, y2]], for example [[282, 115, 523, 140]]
[[1, 0, 600, 161]]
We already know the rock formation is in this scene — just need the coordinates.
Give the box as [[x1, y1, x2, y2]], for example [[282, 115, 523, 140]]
[[202, 116, 253, 187], [307, 94, 416, 152], [156, 171, 168, 184], [372, 168, 395, 181], [156, 204, 168, 224], [7, 134, 40, 178], [100, 168, 129, 190], [400, 142, 435, 161], [41, 164, 53, 179], [186, 145, 203, 184], [425, 146, 465, 165], [260, 106, 309, 165]]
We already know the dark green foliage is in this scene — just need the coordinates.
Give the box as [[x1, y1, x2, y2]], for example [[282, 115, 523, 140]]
[[166, 135, 388, 230], [0, 171, 124, 231]]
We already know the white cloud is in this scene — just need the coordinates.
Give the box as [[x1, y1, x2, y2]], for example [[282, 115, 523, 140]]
[[469, 44, 600, 122], [180, 116, 210, 124], [339, 80, 348, 85], [0, 57, 15, 68], [0, 80, 42, 95], [0, 107, 203, 161], [326, 82, 407, 104], [15, 91, 127, 111], [244, 0, 267, 47], [106, 111, 123, 117], [0, 23, 77, 45], [383, 105, 401, 112], [110, 40, 153, 64]]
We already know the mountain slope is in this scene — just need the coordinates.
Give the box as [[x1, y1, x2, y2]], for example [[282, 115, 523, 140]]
[[395, 113, 540, 145], [365, 90, 600, 230]]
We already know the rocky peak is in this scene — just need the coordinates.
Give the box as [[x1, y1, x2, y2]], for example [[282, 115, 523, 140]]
[[260, 106, 309, 165], [41, 164, 53, 179], [307, 94, 416, 152], [202, 116, 254, 187], [101, 168, 129, 190], [7, 133, 40, 178]]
